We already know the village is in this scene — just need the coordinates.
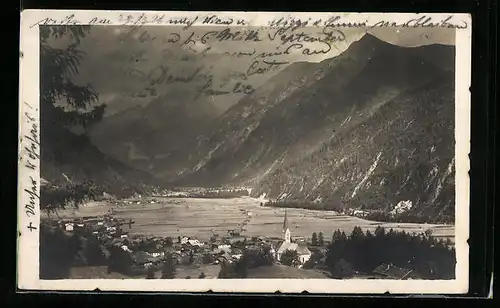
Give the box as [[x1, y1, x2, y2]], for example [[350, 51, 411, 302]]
[[43, 203, 438, 280], [50, 209, 317, 278]]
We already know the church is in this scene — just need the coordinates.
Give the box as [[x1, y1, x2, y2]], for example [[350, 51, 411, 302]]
[[276, 210, 312, 266]]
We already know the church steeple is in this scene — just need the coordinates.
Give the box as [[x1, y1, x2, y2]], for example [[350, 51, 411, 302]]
[[283, 209, 288, 232], [283, 209, 291, 243]]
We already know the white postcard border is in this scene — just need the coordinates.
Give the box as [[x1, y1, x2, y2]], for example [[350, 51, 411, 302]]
[[18, 10, 471, 294]]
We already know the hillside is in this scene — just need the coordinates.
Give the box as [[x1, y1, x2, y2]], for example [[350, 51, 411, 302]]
[[253, 72, 455, 221], [171, 34, 455, 221], [88, 91, 218, 175], [41, 123, 164, 196]]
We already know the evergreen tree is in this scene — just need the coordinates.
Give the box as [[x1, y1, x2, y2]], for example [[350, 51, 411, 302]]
[[340, 231, 347, 240], [39, 25, 105, 213], [374, 226, 386, 237], [311, 232, 318, 246], [318, 232, 325, 246], [332, 229, 342, 242], [351, 226, 364, 238], [40, 26, 105, 133], [161, 254, 176, 279]]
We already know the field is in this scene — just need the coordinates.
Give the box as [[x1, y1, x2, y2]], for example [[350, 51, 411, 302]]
[[52, 196, 455, 243]]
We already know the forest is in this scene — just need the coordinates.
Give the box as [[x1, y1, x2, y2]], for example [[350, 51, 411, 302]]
[[265, 200, 455, 224]]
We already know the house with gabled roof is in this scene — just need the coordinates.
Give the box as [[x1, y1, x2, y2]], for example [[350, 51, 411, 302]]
[[372, 263, 416, 280]]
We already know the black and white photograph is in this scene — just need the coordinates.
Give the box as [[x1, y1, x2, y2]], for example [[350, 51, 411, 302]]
[[18, 11, 471, 293]]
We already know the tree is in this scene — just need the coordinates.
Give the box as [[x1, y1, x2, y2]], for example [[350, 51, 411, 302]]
[[350, 226, 364, 238], [318, 232, 325, 246], [374, 226, 386, 237], [39, 26, 106, 214], [311, 232, 318, 246], [177, 236, 182, 244], [146, 267, 156, 279], [332, 229, 342, 242], [217, 258, 247, 279], [39, 223, 82, 279], [40, 26, 105, 133], [302, 250, 324, 269], [82, 235, 107, 266], [164, 237, 173, 247], [107, 245, 134, 275], [234, 257, 248, 278], [218, 261, 231, 278], [280, 249, 300, 266], [161, 254, 176, 279]]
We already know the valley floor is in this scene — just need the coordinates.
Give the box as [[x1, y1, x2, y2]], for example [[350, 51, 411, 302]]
[[50, 196, 455, 243]]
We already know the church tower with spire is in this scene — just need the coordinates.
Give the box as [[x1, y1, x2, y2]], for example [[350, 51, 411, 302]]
[[283, 209, 291, 243]]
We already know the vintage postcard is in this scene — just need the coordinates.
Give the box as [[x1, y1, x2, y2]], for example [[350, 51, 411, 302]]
[[18, 10, 471, 294]]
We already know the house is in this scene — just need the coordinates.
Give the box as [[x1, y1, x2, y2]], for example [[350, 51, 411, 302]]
[[180, 236, 190, 244], [231, 254, 243, 260], [218, 244, 231, 252], [65, 223, 74, 232], [188, 239, 204, 247], [276, 210, 312, 265], [146, 251, 165, 258], [133, 251, 161, 266], [121, 245, 132, 252], [372, 263, 414, 280]]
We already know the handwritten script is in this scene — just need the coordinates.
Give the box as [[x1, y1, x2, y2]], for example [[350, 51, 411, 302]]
[[29, 13, 468, 98], [21, 102, 39, 232]]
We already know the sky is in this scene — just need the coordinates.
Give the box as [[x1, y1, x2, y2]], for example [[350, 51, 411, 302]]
[[48, 25, 455, 116]]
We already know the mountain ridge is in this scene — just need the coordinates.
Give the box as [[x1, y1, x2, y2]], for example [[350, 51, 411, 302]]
[[173, 34, 454, 185], [41, 123, 165, 197], [165, 34, 456, 221]]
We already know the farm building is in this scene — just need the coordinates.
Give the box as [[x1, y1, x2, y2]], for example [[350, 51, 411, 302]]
[[372, 263, 416, 280]]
